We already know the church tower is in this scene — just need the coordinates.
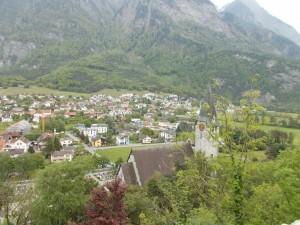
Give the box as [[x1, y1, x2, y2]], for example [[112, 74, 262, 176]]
[[195, 83, 219, 157]]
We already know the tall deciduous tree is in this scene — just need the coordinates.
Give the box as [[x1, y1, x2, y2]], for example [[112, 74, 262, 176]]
[[31, 156, 97, 225], [215, 89, 265, 225]]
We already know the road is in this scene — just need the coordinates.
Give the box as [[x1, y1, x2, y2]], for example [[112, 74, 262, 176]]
[[65, 131, 177, 155]]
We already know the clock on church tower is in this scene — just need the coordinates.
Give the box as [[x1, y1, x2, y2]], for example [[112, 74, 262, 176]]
[[199, 122, 205, 132]]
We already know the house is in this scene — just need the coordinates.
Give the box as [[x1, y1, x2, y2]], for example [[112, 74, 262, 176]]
[[144, 121, 153, 127], [4, 137, 30, 152], [60, 137, 72, 147], [143, 136, 152, 144], [77, 124, 108, 138], [159, 130, 176, 142], [116, 135, 130, 145], [1, 113, 12, 122], [6, 120, 32, 135], [11, 107, 25, 115], [64, 111, 77, 118], [91, 124, 108, 134], [139, 135, 152, 144], [117, 143, 193, 186], [51, 150, 74, 163], [36, 133, 53, 151], [8, 149, 24, 158], [90, 136, 107, 147]]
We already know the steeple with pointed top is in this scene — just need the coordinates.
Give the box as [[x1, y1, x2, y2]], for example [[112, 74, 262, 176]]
[[199, 83, 217, 124], [195, 83, 219, 157]]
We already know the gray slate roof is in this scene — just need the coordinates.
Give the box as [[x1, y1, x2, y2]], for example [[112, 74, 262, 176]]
[[120, 143, 193, 186]]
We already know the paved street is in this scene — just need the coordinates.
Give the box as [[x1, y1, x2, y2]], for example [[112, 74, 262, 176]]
[[65, 131, 177, 155]]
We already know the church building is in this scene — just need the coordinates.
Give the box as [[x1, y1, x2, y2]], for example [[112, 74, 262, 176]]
[[195, 83, 219, 157]]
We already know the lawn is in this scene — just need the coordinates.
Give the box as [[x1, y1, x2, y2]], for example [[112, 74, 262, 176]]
[[96, 147, 132, 163], [0, 122, 11, 133], [95, 144, 165, 163]]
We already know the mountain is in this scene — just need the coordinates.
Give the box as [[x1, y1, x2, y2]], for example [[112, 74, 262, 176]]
[[223, 0, 300, 47], [0, 0, 300, 111]]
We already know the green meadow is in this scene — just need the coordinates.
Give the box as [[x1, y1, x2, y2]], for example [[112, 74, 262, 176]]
[[96, 147, 132, 163], [0, 86, 90, 97], [260, 125, 300, 146]]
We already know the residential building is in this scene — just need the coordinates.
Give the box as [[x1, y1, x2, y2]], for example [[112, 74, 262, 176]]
[[140, 135, 152, 144], [4, 137, 30, 152], [60, 137, 73, 147], [1, 114, 12, 122], [6, 120, 32, 135], [77, 124, 108, 138], [159, 130, 176, 142], [51, 150, 74, 163], [91, 136, 107, 147], [116, 135, 130, 145]]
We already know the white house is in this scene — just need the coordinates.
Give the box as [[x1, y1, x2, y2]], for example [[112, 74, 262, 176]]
[[78, 124, 108, 138], [116, 135, 130, 145], [1, 114, 13, 122], [142, 136, 152, 144], [91, 124, 108, 134], [60, 137, 73, 147], [4, 137, 30, 153], [159, 130, 176, 142]]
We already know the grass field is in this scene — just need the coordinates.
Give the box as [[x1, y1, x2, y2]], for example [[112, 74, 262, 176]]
[[234, 122, 300, 147], [0, 122, 11, 133], [95, 88, 169, 98], [0, 86, 91, 97], [0, 87, 168, 98], [96, 147, 132, 163], [260, 125, 300, 146], [95, 144, 165, 163]]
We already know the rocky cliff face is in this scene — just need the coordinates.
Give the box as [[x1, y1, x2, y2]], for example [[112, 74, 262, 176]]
[[1, 0, 300, 69], [223, 0, 300, 47]]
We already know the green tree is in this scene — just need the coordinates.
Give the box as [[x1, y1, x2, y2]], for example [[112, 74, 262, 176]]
[[14, 153, 45, 179], [42, 136, 62, 159], [245, 183, 289, 225], [84, 135, 90, 144], [28, 145, 35, 154], [31, 156, 97, 225], [274, 148, 300, 221], [0, 153, 13, 180], [140, 127, 154, 137], [176, 122, 193, 134], [215, 89, 265, 225]]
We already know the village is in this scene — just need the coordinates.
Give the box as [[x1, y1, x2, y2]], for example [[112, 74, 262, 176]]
[[1, 88, 299, 225], [0, 92, 197, 162]]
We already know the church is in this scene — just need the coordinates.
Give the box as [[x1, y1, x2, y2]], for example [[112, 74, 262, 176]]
[[194, 83, 219, 157]]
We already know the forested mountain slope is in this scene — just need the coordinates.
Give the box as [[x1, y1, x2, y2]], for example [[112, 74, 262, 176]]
[[0, 0, 300, 111]]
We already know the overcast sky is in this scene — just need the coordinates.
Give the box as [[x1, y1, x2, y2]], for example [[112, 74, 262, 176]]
[[211, 0, 300, 33]]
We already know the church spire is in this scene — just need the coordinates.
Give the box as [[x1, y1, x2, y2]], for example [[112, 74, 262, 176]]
[[199, 83, 217, 124]]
